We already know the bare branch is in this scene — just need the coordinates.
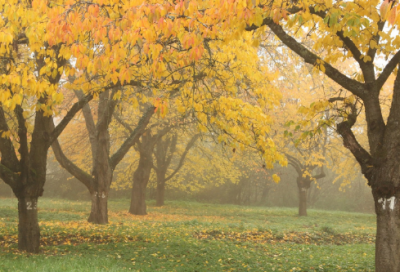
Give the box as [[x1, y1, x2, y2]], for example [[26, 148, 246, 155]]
[[165, 134, 200, 182], [110, 106, 155, 169], [377, 50, 400, 90], [51, 137, 94, 191], [253, 20, 366, 98], [49, 93, 94, 145]]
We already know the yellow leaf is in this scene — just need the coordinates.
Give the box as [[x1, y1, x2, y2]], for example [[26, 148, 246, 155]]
[[380, 0, 390, 19], [363, 55, 372, 63], [272, 174, 280, 184], [319, 64, 326, 73], [370, 40, 378, 49]]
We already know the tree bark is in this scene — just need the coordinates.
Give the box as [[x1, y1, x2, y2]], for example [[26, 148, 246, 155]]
[[89, 109, 113, 223], [298, 187, 307, 216], [296, 175, 314, 217], [88, 191, 108, 224], [129, 137, 153, 215], [156, 175, 166, 207], [17, 197, 40, 253], [373, 192, 400, 272], [371, 167, 400, 272], [152, 133, 199, 207], [130, 179, 148, 215], [129, 149, 154, 215]]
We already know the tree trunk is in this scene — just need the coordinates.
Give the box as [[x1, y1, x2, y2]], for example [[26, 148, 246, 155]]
[[18, 197, 40, 253], [88, 191, 108, 224], [88, 126, 112, 224], [155, 169, 167, 207], [296, 176, 312, 216], [130, 180, 147, 215], [129, 132, 155, 215], [298, 187, 307, 216], [156, 181, 165, 207], [260, 186, 270, 204], [373, 193, 400, 271]]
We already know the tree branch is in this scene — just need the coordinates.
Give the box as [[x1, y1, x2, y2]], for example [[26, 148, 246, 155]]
[[14, 105, 29, 176], [312, 166, 325, 180], [154, 126, 173, 143], [303, 6, 376, 80], [165, 134, 200, 182], [377, 50, 400, 90], [335, 102, 373, 180], [385, 63, 400, 138], [286, 153, 303, 176], [51, 138, 94, 191], [0, 162, 18, 190], [96, 89, 119, 133], [367, 20, 386, 63], [49, 93, 94, 145], [110, 106, 155, 170], [113, 112, 134, 134], [0, 106, 20, 172], [260, 20, 366, 98], [335, 30, 375, 80], [74, 90, 97, 166], [165, 134, 178, 168]]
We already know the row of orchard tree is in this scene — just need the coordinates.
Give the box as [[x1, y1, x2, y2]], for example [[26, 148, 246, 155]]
[[0, 0, 399, 270], [0, 0, 282, 254]]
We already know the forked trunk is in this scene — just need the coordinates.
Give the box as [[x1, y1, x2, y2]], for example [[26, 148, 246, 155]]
[[130, 180, 147, 215], [88, 191, 108, 224], [374, 193, 400, 271], [156, 181, 165, 207], [18, 197, 40, 253], [298, 187, 307, 216]]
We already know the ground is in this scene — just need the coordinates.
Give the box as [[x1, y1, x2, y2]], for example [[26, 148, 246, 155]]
[[0, 198, 375, 271]]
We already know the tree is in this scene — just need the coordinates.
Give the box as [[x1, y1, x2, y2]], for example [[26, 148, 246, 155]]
[[258, 42, 336, 216], [49, 1, 285, 171], [114, 110, 197, 214], [128, 125, 172, 215], [228, 0, 400, 270], [220, 151, 276, 205], [47, 0, 285, 219], [111, 129, 247, 206], [0, 0, 97, 252], [51, 89, 155, 223], [153, 132, 200, 206], [286, 154, 325, 216]]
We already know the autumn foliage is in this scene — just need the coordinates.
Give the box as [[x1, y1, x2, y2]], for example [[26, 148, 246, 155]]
[[2, 0, 400, 271]]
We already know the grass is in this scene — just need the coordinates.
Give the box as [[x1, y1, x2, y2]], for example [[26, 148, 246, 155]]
[[0, 198, 376, 271]]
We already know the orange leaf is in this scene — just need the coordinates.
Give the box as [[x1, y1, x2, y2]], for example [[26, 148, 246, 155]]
[[380, 0, 390, 19], [388, 5, 397, 25]]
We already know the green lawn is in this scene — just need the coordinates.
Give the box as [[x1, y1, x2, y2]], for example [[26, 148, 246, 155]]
[[0, 198, 376, 271]]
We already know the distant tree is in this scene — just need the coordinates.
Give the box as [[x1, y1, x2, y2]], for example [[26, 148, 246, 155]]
[[286, 154, 325, 216], [51, 90, 155, 224], [128, 126, 171, 215], [153, 133, 200, 207]]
